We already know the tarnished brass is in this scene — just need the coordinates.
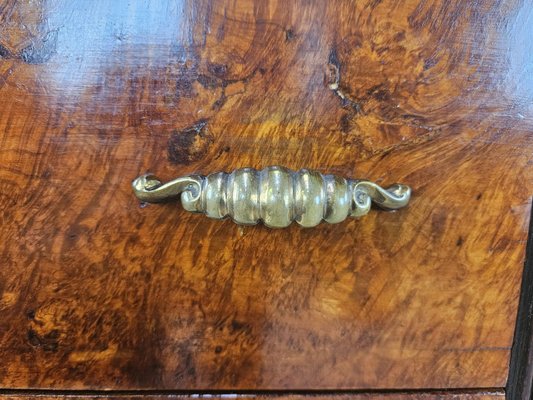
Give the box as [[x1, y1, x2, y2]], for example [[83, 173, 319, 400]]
[[132, 166, 411, 228]]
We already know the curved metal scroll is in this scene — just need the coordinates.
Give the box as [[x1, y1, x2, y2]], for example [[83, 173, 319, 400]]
[[132, 166, 411, 228]]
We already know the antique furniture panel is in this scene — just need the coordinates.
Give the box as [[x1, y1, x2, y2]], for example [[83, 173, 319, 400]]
[[0, 0, 532, 393]]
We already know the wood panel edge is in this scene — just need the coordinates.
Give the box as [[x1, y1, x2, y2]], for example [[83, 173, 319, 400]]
[[507, 202, 533, 400], [0, 389, 508, 399]]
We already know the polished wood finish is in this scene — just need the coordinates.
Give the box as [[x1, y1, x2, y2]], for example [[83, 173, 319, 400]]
[[0, 0, 532, 392]]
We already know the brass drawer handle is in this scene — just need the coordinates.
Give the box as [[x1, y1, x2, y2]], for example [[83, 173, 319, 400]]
[[132, 166, 411, 228]]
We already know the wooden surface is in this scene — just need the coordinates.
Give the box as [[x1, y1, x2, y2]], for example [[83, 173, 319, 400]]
[[0, 0, 532, 392], [0, 392, 508, 400]]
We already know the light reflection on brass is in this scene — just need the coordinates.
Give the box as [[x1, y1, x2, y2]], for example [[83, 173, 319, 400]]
[[132, 166, 411, 228]]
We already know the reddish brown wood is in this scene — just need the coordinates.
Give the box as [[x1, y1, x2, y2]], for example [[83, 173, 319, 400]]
[[0, 0, 532, 392]]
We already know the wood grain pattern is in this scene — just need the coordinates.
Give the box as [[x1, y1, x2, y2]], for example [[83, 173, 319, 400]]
[[0, 0, 532, 392]]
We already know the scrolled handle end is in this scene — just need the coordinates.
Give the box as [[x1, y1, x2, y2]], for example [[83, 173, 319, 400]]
[[355, 181, 411, 210], [132, 174, 202, 203]]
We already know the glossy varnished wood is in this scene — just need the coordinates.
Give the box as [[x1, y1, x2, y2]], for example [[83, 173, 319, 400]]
[[0, 0, 532, 392]]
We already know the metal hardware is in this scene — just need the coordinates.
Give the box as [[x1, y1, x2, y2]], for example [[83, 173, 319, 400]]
[[132, 166, 411, 228]]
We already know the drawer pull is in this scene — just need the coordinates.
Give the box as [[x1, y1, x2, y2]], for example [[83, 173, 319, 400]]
[[132, 166, 411, 228]]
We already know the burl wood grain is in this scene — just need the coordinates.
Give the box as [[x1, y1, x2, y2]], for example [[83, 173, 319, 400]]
[[0, 0, 532, 392]]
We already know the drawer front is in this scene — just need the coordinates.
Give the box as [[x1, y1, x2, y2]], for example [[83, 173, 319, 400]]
[[0, 0, 532, 392]]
